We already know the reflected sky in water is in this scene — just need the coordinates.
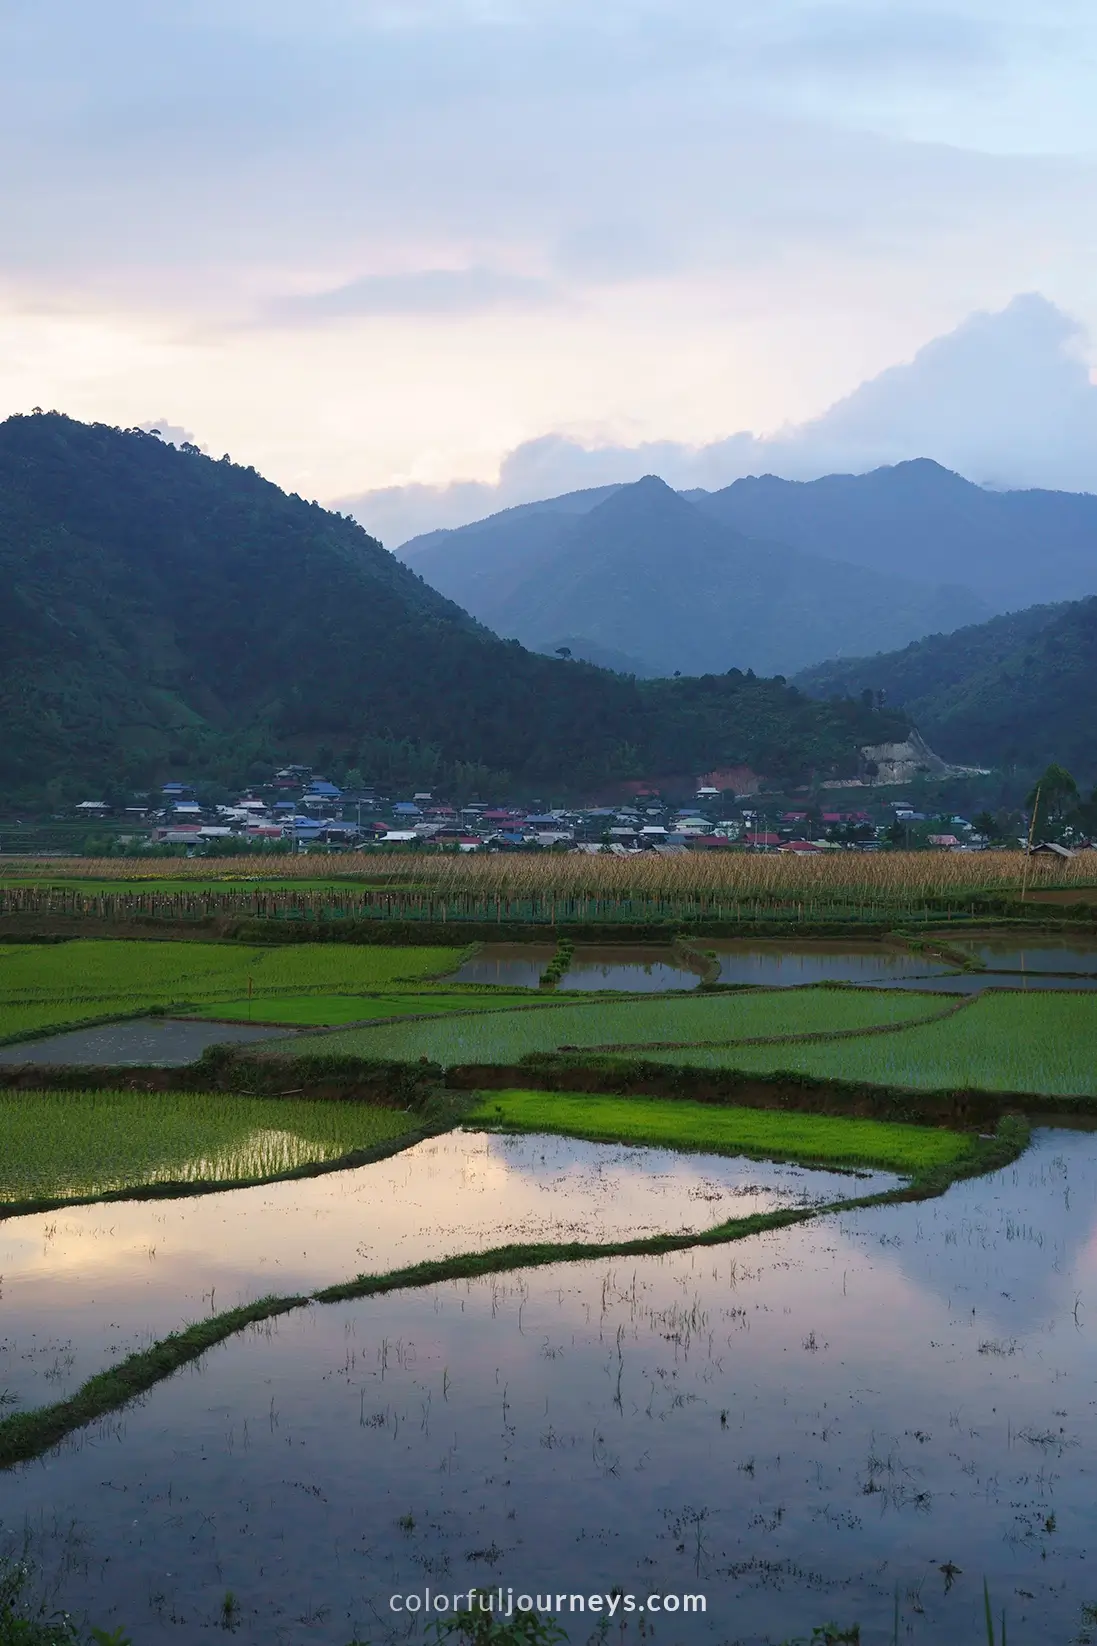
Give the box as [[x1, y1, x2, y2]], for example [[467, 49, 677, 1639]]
[[3, 1133, 1097, 1643], [0, 1132, 880, 1407]]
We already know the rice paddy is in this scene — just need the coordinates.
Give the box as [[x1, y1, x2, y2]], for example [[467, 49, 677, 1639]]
[[276, 985, 947, 1065], [0, 1088, 416, 1208], [631, 990, 1097, 1095], [0, 938, 466, 1041], [466, 1089, 974, 1173]]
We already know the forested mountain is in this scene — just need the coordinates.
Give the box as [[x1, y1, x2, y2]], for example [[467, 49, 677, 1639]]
[[397, 475, 985, 677], [794, 599, 1097, 772], [0, 414, 907, 799], [690, 460, 1097, 610]]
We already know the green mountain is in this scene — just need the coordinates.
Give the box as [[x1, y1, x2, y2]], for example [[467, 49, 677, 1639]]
[[0, 414, 907, 799], [794, 599, 1097, 773], [397, 474, 987, 678]]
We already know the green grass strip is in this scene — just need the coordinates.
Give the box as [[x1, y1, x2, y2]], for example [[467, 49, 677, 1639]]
[[0, 1296, 308, 1469], [466, 1090, 973, 1173], [0, 1119, 1028, 1472]]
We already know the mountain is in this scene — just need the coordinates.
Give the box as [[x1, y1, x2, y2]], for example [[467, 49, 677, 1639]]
[[0, 413, 907, 798], [794, 599, 1097, 774], [343, 295, 1097, 542], [398, 475, 986, 678], [691, 460, 1097, 611]]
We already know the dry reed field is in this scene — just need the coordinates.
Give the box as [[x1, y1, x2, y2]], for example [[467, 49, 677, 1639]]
[[2, 849, 1094, 899]]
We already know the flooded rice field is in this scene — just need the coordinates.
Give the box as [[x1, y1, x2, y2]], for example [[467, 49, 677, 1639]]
[[954, 937, 1097, 976], [0, 1132, 875, 1409], [453, 944, 703, 990], [2, 1130, 1097, 1643], [0, 1018, 294, 1066], [707, 940, 951, 987]]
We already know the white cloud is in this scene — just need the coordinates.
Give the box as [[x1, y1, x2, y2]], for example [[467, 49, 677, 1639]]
[[339, 294, 1097, 545]]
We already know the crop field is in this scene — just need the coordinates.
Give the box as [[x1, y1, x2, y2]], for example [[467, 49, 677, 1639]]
[[632, 992, 1097, 1095], [467, 1089, 975, 1173], [278, 986, 949, 1065], [0, 1089, 415, 1208], [0, 939, 466, 1041], [3, 848, 1095, 928]]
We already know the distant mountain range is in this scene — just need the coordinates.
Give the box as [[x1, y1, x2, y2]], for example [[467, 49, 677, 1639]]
[[0, 413, 906, 798], [397, 459, 1097, 679], [795, 598, 1097, 774], [397, 470, 992, 678]]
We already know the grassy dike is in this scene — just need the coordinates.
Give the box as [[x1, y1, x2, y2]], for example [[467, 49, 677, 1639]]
[[0, 1115, 1028, 1472]]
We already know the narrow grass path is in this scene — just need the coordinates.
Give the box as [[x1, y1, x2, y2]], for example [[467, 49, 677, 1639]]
[[0, 1118, 1028, 1472]]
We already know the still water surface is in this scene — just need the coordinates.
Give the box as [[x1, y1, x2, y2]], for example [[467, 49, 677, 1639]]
[[0, 1132, 873, 1408], [2, 1131, 1096, 1644], [0, 1018, 292, 1066], [454, 944, 702, 991]]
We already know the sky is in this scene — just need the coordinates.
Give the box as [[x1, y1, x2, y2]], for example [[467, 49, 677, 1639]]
[[2, 1, 1097, 534]]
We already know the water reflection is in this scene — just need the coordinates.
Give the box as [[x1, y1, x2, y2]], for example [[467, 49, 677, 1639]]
[[708, 940, 951, 986], [4, 1130, 1096, 1644], [454, 944, 701, 991], [0, 1132, 879, 1408], [0, 1018, 292, 1066]]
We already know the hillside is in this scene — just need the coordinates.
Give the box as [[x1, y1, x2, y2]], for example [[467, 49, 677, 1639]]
[[397, 475, 985, 678], [794, 599, 1097, 772], [691, 460, 1097, 610], [0, 414, 907, 798]]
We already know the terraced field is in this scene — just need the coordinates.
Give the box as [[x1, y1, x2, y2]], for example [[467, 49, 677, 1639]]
[[276, 985, 948, 1064]]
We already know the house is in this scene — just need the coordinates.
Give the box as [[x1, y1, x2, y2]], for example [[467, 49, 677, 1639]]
[[1027, 841, 1075, 859], [76, 800, 109, 814], [927, 834, 962, 848], [744, 831, 781, 848], [779, 840, 822, 853]]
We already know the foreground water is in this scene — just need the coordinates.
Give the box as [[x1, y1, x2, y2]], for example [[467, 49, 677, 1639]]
[[2, 1130, 1096, 1643], [0, 1133, 873, 1408]]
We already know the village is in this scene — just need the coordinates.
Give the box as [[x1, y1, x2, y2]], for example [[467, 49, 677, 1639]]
[[61, 764, 1021, 857]]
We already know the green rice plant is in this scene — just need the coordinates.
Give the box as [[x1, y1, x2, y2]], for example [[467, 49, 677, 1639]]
[[0, 1089, 415, 1207], [466, 1090, 973, 1174], [0, 940, 467, 1041], [632, 992, 1097, 1096], [278, 988, 948, 1067]]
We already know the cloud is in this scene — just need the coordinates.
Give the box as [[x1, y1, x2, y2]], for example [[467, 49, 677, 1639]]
[[339, 294, 1097, 545], [268, 267, 557, 322]]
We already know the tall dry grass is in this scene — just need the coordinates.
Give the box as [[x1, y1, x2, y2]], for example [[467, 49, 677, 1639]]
[[2, 850, 1093, 900]]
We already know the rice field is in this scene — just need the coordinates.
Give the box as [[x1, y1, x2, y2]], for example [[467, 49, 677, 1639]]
[[466, 1089, 974, 1173], [0, 940, 466, 1041], [0, 1089, 415, 1207], [631, 992, 1097, 1096], [277, 987, 950, 1065]]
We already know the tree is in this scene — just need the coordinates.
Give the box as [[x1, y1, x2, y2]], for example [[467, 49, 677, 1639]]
[[1026, 763, 1079, 838], [554, 646, 572, 660]]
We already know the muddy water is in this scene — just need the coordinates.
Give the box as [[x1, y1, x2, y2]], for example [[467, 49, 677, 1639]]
[[0, 1133, 880, 1409], [3, 1131, 1096, 1644]]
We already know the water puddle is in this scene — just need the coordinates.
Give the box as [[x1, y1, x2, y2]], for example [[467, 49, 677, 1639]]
[[0, 1018, 293, 1066], [0, 1132, 882, 1408], [453, 944, 701, 990], [2, 1130, 1094, 1643]]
